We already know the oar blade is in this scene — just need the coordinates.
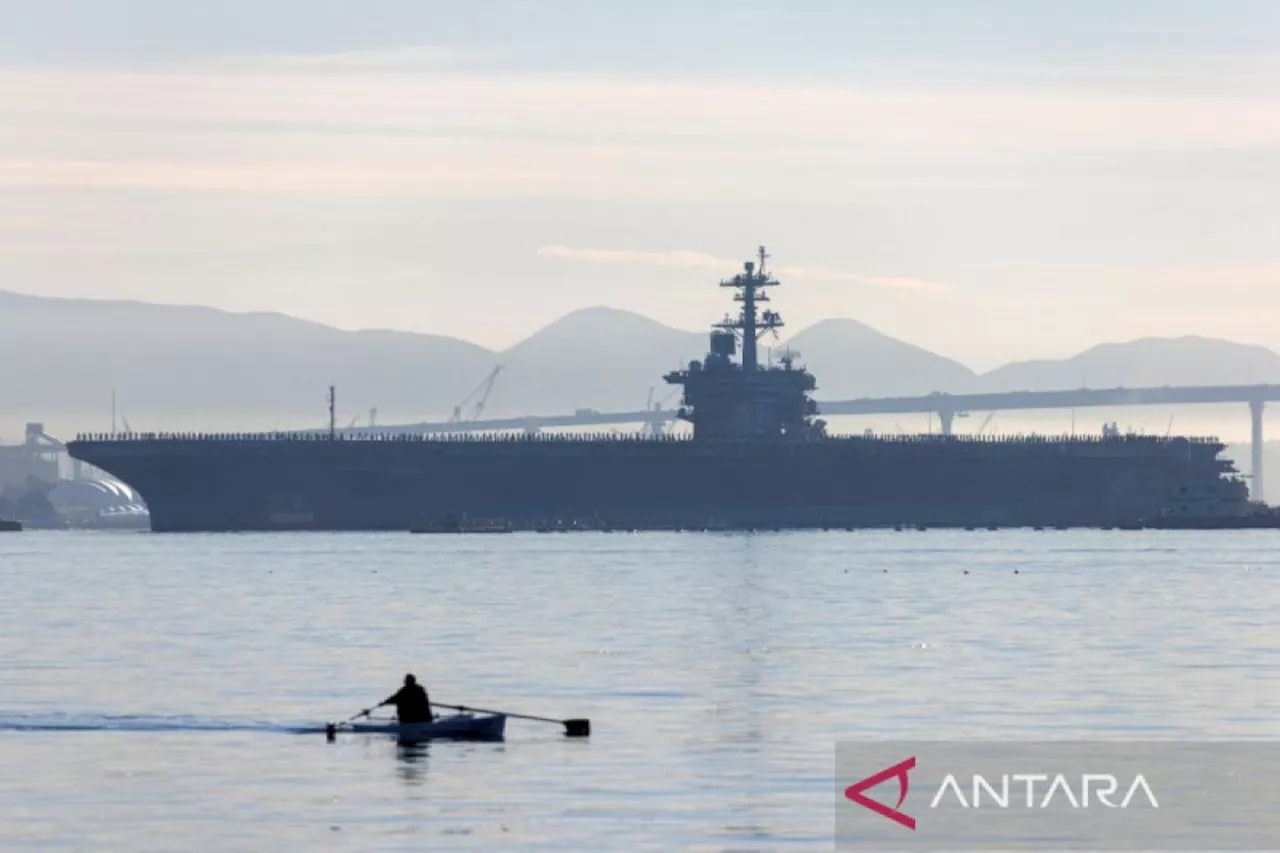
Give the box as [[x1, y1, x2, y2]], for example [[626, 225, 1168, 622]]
[[564, 718, 590, 738]]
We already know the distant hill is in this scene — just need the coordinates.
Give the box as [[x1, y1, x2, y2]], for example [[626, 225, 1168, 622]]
[[783, 319, 976, 398], [489, 307, 704, 416], [0, 291, 493, 437], [5, 289, 1280, 441], [484, 310, 970, 417], [977, 336, 1280, 392]]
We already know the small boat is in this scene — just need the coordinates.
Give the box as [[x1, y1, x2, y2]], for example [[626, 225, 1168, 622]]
[[327, 712, 506, 741], [0, 519, 21, 532]]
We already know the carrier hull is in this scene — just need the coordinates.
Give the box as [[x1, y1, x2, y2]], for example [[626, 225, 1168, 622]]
[[66, 434, 1244, 532]]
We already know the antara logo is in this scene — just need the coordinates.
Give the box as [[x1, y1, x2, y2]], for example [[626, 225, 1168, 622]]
[[844, 756, 917, 830], [930, 773, 1160, 809], [845, 757, 1160, 831]]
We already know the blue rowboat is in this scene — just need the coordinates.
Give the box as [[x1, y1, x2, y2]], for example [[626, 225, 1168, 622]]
[[328, 713, 506, 741]]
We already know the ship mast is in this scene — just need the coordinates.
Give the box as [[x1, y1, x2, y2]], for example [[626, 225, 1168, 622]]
[[328, 385, 336, 440], [716, 245, 784, 372]]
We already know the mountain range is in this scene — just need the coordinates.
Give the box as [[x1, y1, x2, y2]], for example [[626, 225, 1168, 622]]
[[5, 289, 1280, 440]]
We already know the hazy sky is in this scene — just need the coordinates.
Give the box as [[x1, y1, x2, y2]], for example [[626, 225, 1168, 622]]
[[2, 0, 1278, 369]]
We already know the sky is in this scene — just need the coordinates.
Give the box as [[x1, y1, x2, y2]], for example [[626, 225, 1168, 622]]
[[1, 0, 1278, 370]]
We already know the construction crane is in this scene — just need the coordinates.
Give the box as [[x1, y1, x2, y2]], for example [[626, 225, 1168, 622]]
[[450, 365, 504, 423], [641, 386, 679, 437], [977, 411, 998, 436]]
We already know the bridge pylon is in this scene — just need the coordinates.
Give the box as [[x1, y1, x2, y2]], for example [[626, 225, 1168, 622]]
[[1250, 400, 1265, 502]]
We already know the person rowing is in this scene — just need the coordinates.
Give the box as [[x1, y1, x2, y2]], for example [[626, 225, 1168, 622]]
[[372, 673, 434, 724], [326, 678, 590, 739]]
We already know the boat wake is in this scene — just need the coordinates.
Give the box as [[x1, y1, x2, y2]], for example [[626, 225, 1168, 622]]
[[0, 712, 324, 735]]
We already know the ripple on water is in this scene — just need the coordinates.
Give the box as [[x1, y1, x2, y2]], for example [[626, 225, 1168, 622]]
[[0, 529, 1277, 851]]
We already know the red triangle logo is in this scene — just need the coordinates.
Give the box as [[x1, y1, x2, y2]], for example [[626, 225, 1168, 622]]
[[844, 756, 917, 830]]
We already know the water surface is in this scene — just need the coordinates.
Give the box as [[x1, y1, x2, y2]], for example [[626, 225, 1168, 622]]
[[0, 530, 1276, 851]]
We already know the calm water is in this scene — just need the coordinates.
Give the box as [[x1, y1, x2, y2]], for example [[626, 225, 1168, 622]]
[[0, 530, 1277, 851]]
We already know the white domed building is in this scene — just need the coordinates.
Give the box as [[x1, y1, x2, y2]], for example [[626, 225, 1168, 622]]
[[47, 479, 150, 529]]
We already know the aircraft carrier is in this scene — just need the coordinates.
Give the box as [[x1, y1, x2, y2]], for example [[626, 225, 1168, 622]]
[[67, 248, 1252, 532]]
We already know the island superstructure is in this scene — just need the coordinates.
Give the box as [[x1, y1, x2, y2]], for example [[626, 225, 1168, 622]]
[[68, 247, 1250, 531], [663, 247, 822, 441]]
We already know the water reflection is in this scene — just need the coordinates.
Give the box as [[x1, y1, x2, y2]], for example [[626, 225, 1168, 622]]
[[706, 536, 769, 755], [395, 740, 430, 785]]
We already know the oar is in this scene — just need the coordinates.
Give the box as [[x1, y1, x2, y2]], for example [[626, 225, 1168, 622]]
[[325, 708, 371, 739], [435, 702, 590, 737]]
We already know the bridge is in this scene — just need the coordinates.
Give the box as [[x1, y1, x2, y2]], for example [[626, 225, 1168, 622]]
[[332, 383, 1280, 501]]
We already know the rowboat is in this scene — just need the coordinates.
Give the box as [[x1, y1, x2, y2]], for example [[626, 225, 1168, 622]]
[[326, 713, 506, 741]]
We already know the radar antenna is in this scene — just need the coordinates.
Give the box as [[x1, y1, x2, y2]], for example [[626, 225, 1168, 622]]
[[714, 244, 785, 371]]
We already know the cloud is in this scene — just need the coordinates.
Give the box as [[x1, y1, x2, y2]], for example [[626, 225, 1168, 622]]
[[536, 245, 735, 271], [2, 50, 1279, 201], [778, 267, 954, 294], [205, 45, 486, 73], [536, 246, 953, 293]]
